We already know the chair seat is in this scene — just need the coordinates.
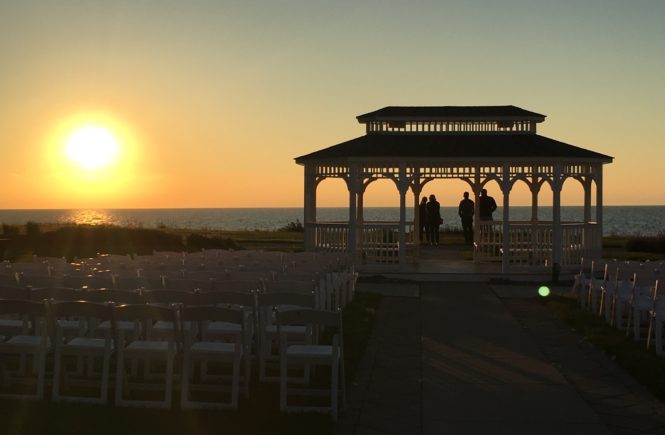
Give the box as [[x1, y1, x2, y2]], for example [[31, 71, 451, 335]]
[[153, 320, 191, 331], [3, 335, 50, 349], [190, 341, 238, 355], [97, 320, 135, 332], [287, 344, 333, 359], [207, 321, 241, 333], [266, 325, 306, 335], [125, 340, 171, 355], [65, 337, 113, 351]]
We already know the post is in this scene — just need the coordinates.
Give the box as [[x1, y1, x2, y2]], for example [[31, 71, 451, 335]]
[[347, 165, 359, 260], [595, 164, 604, 257], [501, 166, 511, 273], [411, 176, 422, 258], [473, 168, 481, 260], [398, 164, 408, 266], [304, 165, 317, 251], [530, 176, 539, 222], [552, 165, 563, 272]]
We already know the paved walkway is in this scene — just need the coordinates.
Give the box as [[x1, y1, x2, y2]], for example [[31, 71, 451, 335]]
[[335, 282, 665, 435]]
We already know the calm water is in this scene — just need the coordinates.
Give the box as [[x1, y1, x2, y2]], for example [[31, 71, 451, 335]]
[[0, 206, 663, 237]]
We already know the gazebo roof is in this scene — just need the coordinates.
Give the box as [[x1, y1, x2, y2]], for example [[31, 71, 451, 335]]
[[295, 134, 613, 164], [356, 105, 546, 122]]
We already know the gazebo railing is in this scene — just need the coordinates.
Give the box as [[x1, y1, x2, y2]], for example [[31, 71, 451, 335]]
[[310, 222, 415, 264], [475, 221, 601, 267]]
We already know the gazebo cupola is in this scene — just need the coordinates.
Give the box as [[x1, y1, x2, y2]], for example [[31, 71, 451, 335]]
[[295, 105, 613, 272], [358, 105, 546, 135]]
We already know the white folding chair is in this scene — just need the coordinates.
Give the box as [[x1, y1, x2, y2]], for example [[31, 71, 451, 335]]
[[180, 305, 248, 409], [50, 300, 115, 404], [256, 292, 316, 382], [114, 303, 178, 408], [0, 299, 51, 400], [276, 308, 345, 422]]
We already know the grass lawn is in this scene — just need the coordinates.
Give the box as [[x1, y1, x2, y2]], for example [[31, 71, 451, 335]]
[[0, 291, 382, 435], [541, 295, 665, 402]]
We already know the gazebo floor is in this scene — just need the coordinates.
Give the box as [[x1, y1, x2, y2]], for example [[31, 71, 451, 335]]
[[358, 243, 568, 282]]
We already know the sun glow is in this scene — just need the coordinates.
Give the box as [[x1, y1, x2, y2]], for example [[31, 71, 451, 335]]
[[43, 112, 146, 205], [65, 125, 119, 169]]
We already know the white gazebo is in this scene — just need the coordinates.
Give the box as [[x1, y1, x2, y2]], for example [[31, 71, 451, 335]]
[[295, 106, 613, 272]]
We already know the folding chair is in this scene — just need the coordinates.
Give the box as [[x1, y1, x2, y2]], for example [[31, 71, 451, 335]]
[[180, 305, 248, 409], [0, 299, 51, 400], [114, 304, 178, 408], [276, 308, 345, 422], [50, 301, 115, 404]]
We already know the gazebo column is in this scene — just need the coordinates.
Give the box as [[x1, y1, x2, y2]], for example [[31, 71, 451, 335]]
[[411, 175, 423, 258], [398, 164, 408, 266], [347, 165, 360, 260], [595, 164, 604, 257], [583, 176, 592, 223], [530, 176, 540, 222], [552, 166, 563, 273], [303, 165, 317, 251], [501, 166, 511, 273], [473, 168, 481, 251]]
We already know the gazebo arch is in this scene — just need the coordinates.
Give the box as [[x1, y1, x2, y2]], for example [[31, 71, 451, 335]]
[[295, 106, 613, 272]]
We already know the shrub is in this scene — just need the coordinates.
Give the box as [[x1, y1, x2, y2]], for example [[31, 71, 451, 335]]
[[278, 219, 304, 232], [1, 224, 20, 238], [185, 233, 239, 251], [625, 232, 665, 254], [25, 221, 41, 239]]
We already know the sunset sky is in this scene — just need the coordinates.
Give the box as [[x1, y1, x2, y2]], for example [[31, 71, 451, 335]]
[[1, 1, 664, 209]]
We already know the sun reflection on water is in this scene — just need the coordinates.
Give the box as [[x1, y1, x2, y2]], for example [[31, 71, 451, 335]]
[[64, 209, 118, 226]]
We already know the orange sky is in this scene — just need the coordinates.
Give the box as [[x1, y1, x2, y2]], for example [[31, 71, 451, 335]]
[[1, 1, 664, 209]]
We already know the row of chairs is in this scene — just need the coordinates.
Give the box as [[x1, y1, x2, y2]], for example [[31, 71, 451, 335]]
[[574, 258, 664, 355], [0, 293, 346, 420]]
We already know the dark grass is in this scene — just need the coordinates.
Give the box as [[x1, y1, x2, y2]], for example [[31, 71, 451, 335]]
[[0, 291, 381, 435], [541, 295, 665, 401]]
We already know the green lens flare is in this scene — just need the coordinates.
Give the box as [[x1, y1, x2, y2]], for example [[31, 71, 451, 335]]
[[538, 286, 550, 297]]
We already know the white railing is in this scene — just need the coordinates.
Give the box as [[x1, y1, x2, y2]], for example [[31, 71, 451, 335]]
[[311, 222, 415, 264], [475, 221, 601, 267]]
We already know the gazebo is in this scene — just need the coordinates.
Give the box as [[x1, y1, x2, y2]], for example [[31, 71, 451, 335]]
[[294, 106, 613, 272]]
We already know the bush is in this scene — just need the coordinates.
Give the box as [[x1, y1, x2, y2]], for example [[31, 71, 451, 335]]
[[278, 219, 304, 232], [25, 222, 41, 239], [185, 233, 239, 250], [625, 232, 665, 253], [1, 224, 20, 238]]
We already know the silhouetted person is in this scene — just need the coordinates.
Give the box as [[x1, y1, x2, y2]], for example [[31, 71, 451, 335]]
[[419, 196, 429, 243], [458, 191, 474, 244], [479, 189, 497, 221], [426, 194, 442, 246]]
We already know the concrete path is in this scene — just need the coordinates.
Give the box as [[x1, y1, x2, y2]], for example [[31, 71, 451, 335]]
[[336, 282, 665, 434]]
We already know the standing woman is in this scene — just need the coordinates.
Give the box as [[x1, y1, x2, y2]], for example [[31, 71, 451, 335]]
[[426, 194, 442, 246], [419, 196, 429, 244]]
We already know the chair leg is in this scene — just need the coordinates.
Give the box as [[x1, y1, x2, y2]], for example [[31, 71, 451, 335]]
[[165, 352, 174, 408], [180, 351, 190, 408], [101, 350, 111, 404], [279, 352, 287, 411], [52, 348, 62, 401], [115, 352, 125, 405]]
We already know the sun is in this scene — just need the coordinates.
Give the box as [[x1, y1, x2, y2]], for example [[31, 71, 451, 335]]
[[65, 125, 120, 169]]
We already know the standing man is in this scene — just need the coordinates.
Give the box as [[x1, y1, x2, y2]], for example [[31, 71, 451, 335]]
[[458, 192, 475, 244], [479, 188, 497, 221], [419, 196, 429, 244], [426, 194, 442, 246]]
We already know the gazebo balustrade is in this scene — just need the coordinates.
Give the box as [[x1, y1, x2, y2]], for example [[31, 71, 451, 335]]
[[296, 106, 613, 272]]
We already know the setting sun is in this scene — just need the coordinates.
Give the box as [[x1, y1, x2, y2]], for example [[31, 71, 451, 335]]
[[65, 125, 119, 170]]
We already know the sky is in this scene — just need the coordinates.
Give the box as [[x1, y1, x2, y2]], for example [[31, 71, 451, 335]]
[[1, 0, 664, 209]]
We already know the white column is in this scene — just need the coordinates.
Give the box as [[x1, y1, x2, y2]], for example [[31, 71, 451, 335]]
[[552, 166, 563, 271], [501, 165, 511, 273], [303, 165, 317, 251], [347, 165, 359, 260], [473, 168, 481, 250], [411, 175, 422, 258], [595, 164, 604, 256], [583, 175, 592, 223], [398, 164, 408, 266], [531, 175, 539, 222]]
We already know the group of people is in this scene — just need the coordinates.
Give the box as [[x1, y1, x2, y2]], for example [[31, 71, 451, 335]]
[[419, 189, 497, 246]]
